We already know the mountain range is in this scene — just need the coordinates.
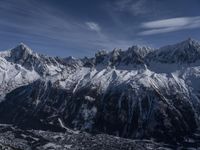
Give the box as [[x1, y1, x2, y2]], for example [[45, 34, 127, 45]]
[[0, 38, 200, 149]]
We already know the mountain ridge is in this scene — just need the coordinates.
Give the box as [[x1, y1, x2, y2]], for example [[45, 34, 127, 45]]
[[0, 38, 200, 145], [1, 38, 199, 68]]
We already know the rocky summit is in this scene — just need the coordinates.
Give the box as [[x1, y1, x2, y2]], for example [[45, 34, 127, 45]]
[[0, 38, 200, 149]]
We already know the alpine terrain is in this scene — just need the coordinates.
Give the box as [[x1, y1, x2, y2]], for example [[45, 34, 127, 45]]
[[0, 38, 200, 149]]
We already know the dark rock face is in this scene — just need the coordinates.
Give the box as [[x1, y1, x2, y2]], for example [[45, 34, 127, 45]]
[[0, 79, 198, 144], [0, 80, 68, 131]]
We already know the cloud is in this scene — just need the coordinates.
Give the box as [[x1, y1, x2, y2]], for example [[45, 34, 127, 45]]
[[0, 0, 127, 56], [0, 0, 146, 57], [140, 16, 200, 35], [113, 0, 148, 16], [85, 22, 101, 32]]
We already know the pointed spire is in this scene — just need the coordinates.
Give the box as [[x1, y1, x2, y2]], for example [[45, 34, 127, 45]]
[[187, 37, 198, 43], [182, 37, 200, 47], [15, 42, 33, 54], [8, 43, 34, 62]]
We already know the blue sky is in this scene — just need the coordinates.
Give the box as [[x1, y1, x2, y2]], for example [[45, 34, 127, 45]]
[[0, 0, 200, 57]]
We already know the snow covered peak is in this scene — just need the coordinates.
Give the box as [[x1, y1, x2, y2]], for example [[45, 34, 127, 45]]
[[95, 50, 108, 57], [93, 46, 154, 68], [182, 37, 199, 46], [174, 38, 200, 50], [16, 43, 33, 54], [149, 38, 200, 63], [159, 38, 200, 53], [0, 43, 40, 71], [0, 43, 68, 76], [126, 45, 153, 58], [8, 43, 34, 61], [62, 56, 83, 68]]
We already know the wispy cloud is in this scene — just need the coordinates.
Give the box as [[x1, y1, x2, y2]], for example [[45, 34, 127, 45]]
[[85, 21, 139, 51], [140, 16, 200, 35], [0, 0, 139, 56], [85, 22, 101, 32], [113, 0, 148, 16]]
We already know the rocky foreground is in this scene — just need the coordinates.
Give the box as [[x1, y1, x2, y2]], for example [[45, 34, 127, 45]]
[[0, 124, 200, 150]]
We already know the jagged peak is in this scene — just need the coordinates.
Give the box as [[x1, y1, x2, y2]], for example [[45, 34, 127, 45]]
[[187, 37, 194, 42], [95, 49, 108, 58], [63, 56, 81, 63], [185, 37, 197, 43], [150, 38, 200, 63], [129, 44, 153, 50], [126, 45, 153, 59], [159, 38, 200, 51], [13, 42, 33, 55], [180, 37, 200, 47], [18, 42, 28, 47], [0, 43, 35, 59], [111, 48, 122, 52], [110, 48, 122, 56]]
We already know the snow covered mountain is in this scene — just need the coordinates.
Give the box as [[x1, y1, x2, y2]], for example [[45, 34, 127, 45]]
[[0, 38, 200, 146]]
